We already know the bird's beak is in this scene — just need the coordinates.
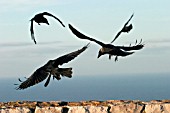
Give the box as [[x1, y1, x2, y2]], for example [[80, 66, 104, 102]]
[[97, 53, 101, 58]]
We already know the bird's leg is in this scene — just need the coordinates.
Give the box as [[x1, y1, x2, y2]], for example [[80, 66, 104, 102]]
[[115, 56, 118, 62], [109, 54, 112, 60], [44, 74, 51, 87]]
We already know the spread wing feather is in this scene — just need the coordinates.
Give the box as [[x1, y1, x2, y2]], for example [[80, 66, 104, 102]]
[[42, 12, 65, 27], [30, 20, 37, 44], [69, 24, 105, 47], [116, 41, 144, 51], [53, 43, 89, 67], [124, 13, 134, 27], [16, 67, 49, 90], [111, 13, 134, 43], [111, 31, 121, 43]]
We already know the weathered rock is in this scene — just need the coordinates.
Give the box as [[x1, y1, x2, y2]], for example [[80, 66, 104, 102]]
[[144, 103, 170, 113], [35, 106, 62, 113], [109, 102, 145, 113], [0, 107, 31, 113], [68, 106, 85, 113], [1, 100, 170, 113]]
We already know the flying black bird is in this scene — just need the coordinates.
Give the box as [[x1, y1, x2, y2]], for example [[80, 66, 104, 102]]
[[111, 13, 134, 43], [30, 12, 65, 44], [16, 43, 89, 90], [69, 24, 144, 61]]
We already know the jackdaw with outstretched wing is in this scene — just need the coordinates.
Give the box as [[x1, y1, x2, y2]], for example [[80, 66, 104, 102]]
[[111, 13, 134, 43], [16, 43, 89, 90], [69, 24, 144, 61], [30, 12, 65, 44]]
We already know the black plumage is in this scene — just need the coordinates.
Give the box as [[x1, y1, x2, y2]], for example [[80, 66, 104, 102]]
[[111, 13, 134, 43], [16, 43, 89, 90], [30, 12, 65, 44], [69, 24, 144, 61]]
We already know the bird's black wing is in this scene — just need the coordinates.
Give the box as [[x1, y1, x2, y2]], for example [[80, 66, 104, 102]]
[[111, 31, 122, 43], [124, 13, 134, 27], [30, 20, 37, 44], [116, 39, 144, 51], [53, 43, 89, 67], [42, 12, 65, 27], [16, 66, 49, 90], [116, 44, 144, 51], [69, 24, 105, 47], [111, 13, 134, 43]]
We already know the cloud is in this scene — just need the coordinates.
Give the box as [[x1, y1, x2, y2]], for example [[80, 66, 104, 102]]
[[0, 41, 62, 48], [0, 0, 57, 6], [0, 41, 89, 78], [0, 0, 59, 13], [0, 41, 86, 62], [145, 38, 170, 49]]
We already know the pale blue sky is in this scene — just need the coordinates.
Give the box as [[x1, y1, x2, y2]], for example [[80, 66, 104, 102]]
[[0, 0, 170, 78]]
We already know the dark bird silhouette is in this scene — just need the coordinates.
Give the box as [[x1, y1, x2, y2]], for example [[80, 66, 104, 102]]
[[111, 13, 134, 43], [69, 24, 144, 61], [30, 12, 65, 44], [16, 43, 89, 90]]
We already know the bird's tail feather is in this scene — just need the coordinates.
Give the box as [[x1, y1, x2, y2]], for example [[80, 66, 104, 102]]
[[44, 68, 72, 87], [59, 68, 72, 78], [52, 68, 72, 80]]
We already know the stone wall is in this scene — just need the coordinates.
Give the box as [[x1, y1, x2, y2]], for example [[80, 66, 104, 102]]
[[0, 100, 170, 113]]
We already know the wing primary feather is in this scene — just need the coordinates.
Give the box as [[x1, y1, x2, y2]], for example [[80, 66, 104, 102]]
[[69, 24, 105, 47], [53, 43, 89, 67], [116, 39, 144, 51], [42, 12, 65, 27], [111, 31, 121, 43], [124, 13, 134, 27], [139, 39, 142, 44], [30, 20, 37, 44], [16, 67, 49, 90], [18, 78, 22, 82], [135, 39, 137, 45]]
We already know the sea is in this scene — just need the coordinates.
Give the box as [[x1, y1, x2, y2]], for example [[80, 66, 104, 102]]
[[0, 73, 170, 102]]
